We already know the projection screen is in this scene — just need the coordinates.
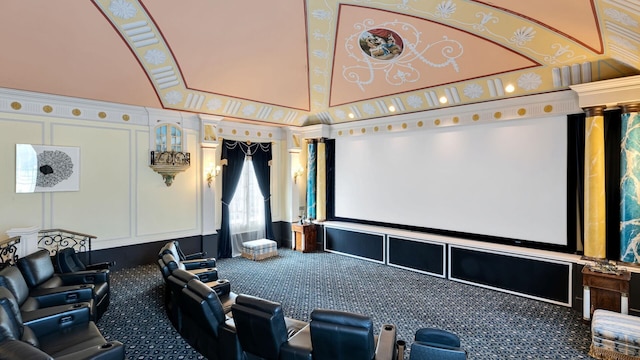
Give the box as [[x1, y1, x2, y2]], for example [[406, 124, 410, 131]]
[[334, 116, 568, 246]]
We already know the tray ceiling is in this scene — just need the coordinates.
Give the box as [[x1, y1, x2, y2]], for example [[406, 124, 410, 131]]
[[0, 0, 638, 126]]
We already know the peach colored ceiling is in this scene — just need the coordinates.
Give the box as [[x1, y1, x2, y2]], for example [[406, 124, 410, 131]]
[[0, 0, 638, 126]]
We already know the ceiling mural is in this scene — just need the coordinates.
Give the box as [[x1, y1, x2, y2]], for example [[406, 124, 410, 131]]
[[0, 0, 638, 127]]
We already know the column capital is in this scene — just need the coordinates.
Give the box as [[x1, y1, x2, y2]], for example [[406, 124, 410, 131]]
[[620, 102, 640, 114], [583, 106, 606, 117]]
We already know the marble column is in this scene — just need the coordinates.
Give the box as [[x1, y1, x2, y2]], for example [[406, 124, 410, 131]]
[[306, 140, 317, 220], [584, 106, 607, 259], [316, 140, 326, 221], [620, 103, 640, 263]]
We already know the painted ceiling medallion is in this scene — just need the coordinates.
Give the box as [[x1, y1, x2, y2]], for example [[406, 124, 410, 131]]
[[359, 29, 403, 60], [343, 20, 463, 92]]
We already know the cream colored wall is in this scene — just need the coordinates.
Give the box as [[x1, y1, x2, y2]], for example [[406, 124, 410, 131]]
[[0, 89, 296, 254], [0, 102, 205, 250]]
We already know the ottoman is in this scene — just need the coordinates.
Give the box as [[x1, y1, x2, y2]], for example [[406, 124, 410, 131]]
[[241, 239, 278, 261], [590, 309, 640, 360]]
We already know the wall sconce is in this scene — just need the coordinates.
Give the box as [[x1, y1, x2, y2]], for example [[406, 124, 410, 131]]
[[206, 164, 221, 188], [293, 166, 304, 184]]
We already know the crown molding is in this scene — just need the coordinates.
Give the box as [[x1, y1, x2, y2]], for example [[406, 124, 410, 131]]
[[570, 75, 640, 109]]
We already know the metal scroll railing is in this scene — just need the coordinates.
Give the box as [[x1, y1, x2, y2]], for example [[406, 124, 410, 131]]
[[37, 229, 96, 264], [0, 236, 20, 269]]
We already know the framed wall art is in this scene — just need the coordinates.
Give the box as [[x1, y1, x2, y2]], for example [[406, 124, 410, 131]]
[[15, 144, 80, 193]]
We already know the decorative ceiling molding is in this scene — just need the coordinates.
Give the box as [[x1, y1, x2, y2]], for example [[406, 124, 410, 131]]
[[329, 90, 582, 138], [92, 0, 307, 126], [570, 75, 640, 108]]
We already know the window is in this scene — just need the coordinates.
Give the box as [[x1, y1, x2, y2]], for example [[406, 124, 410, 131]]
[[155, 124, 182, 152], [229, 159, 265, 234]]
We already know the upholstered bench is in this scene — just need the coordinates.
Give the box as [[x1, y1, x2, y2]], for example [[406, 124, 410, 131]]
[[241, 239, 278, 261], [590, 309, 640, 360]]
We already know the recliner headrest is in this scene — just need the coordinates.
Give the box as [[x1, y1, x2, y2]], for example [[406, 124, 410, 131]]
[[0, 267, 30, 306], [161, 253, 180, 272], [168, 269, 197, 284], [16, 250, 55, 288], [414, 327, 461, 348], [183, 279, 226, 334], [311, 309, 373, 330], [231, 294, 289, 359], [235, 294, 283, 316], [310, 309, 375, 360], [0, 287, 23, 342], [55, 248, 86, 273]]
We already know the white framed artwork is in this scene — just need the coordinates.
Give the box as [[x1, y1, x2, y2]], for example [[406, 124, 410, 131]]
[[16, 144, 80, 193]]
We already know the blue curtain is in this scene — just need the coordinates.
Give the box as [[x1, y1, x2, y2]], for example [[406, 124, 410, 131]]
[[218, 140, 247, 258], [251, 143, 274, 240], [218, 140, 274, 258]]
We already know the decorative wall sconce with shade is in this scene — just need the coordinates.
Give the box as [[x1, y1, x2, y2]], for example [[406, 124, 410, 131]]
[[205, 163, 221, 187], [293, 166, 304, 184], [149, 151, 190, 186]]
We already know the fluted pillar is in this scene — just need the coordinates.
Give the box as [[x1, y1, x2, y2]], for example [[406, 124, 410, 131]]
[[620, 103, 640, 263], [306, 140, 317, 220], [316, 139, 326, 221], [584, 106, 607, 259]]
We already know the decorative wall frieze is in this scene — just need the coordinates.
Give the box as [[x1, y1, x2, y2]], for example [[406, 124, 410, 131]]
[[329, 90, 581, 138], [216, 120, 285, 143], [0, 87, 148, 125]]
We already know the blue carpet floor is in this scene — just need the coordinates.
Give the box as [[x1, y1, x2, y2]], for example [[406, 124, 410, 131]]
[[98, 248, 594, 359]]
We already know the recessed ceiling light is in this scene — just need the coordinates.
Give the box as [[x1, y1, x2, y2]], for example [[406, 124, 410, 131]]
[[439, 96, 448, 104], [348, 113, 355, 119], [505, 84, 515, 93], [388, 105, 396, 112]]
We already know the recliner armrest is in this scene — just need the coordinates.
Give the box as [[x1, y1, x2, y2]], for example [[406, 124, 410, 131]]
[[181, 257, 216, 270], [54, 341, 125, 360], [30, 285, 94, 307], [58, 269, 109, 284], [22, 303, 92, 338], [182, 251, 207, 261], [205, 279, 231, 297], [374, 324, 398, 360], [281, 324, 312, 360], [84, 262, 113, 271]]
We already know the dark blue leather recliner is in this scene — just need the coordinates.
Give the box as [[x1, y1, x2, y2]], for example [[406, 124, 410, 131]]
[[16, 249, 110, 322], [0, 287, 124, 359], [409, 328, 467, 360]]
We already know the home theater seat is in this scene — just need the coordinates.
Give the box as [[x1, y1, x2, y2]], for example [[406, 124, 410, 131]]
[[16, 249, 110, 322], [309, 309, 398, 360], [179, 278, 243, 360], [0, 265, 95, 327], [231, 294, 309, 360], [0, 287, 124, 360]]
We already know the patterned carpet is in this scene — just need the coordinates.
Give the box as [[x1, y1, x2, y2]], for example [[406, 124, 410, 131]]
[[98, 248, 595, 359]]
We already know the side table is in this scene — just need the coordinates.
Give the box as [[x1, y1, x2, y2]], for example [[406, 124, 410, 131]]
[[291, 223, 316, 253], [582, 266, 631, 321]]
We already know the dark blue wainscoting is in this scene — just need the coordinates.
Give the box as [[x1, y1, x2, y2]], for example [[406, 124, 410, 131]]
[[325, 227, 384, 262], [449, 246, 571, 305], [388, 237, 445, 277]]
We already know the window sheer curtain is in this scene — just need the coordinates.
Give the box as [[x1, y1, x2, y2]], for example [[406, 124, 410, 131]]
[[218, 140, 274, 258], [229, 160, 265, 257]]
